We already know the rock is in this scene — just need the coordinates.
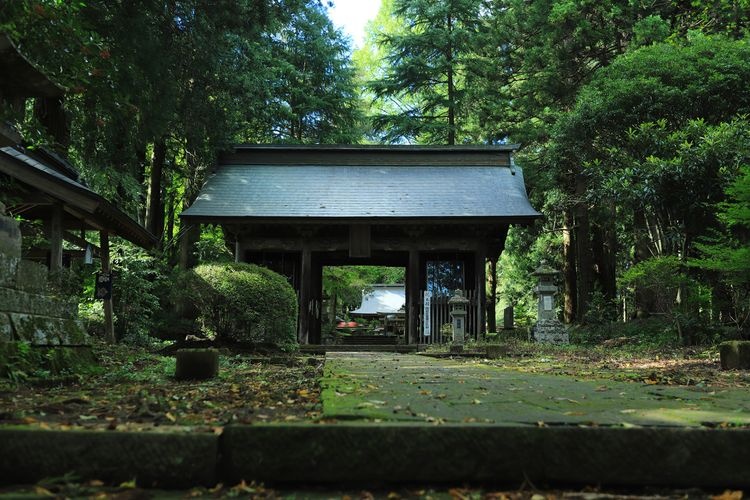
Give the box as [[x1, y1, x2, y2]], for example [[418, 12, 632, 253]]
[[720, 341, 750, 370], [175, 348, 219, 380], [485, 344, 508, 359]]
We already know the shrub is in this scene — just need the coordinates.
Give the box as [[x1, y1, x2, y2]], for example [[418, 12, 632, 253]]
[[177, 262, 298, 348]]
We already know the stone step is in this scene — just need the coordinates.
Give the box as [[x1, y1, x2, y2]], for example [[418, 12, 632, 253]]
[[0, 287, 77, 319], [1, 425, 748, 488]]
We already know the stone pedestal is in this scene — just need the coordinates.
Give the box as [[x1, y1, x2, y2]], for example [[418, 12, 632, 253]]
[[531, 261, 569, 344], [532, 318, 569, 344]]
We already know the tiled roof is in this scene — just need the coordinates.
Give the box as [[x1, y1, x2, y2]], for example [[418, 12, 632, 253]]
[[182, 160, 540, 221]]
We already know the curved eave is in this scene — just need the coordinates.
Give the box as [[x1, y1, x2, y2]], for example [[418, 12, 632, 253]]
[[0, 147, 156, 249]]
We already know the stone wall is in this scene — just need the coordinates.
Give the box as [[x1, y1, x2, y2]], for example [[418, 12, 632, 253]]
[[0, 203, 87, 346]]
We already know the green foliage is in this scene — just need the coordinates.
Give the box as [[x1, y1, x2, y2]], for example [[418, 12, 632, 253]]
[[194, 225, 233, 263], [178, 262, 298, 348], [109, 241, 168, 342], [619, 256, 713, 344], [692, 166, 750, 333], [0, 342, 97, 382]]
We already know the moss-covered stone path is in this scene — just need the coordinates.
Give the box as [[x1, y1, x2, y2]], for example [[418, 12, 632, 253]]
[[320, 352, 750, 427]]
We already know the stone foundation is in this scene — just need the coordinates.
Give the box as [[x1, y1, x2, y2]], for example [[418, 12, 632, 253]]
[[532, 318, 569, 344], [0, 209, 87, 346]]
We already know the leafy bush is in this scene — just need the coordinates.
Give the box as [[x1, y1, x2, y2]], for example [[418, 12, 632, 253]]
[[110, 242, 168, 342], [176, 262, 298, 348]]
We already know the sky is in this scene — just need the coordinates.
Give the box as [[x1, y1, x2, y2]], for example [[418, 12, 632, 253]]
[[326, 0, 383, 50]]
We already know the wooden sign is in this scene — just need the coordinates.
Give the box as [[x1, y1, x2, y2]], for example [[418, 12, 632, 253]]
[[95, 272, 112, 300]]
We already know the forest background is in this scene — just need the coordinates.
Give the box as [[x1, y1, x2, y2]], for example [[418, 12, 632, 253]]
[[1, 0, 749, 346]]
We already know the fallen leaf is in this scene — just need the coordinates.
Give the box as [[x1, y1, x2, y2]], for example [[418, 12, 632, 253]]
[[712, 491, 743, 500]]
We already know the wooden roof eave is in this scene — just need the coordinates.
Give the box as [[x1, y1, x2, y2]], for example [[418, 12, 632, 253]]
[[179, 214, 541, 226], [0, 148, 156, 249]]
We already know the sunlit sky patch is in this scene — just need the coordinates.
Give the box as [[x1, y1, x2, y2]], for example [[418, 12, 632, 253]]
[[326, 0, 382, 50]]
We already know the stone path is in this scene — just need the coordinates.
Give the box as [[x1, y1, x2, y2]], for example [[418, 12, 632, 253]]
[[321, 352, 750, 427]]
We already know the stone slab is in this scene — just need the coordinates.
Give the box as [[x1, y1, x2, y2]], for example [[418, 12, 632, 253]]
[[222, 424, 750, 487], [0, 287, 77, 318], [0, 313, 12, 340], [0, 215, 21, 259], [0, 428, 219, 488], [14, 260, 48, 293], [0, 255, 19, 288], [9, 313, 87, 345], [321, 353, 750, 427]]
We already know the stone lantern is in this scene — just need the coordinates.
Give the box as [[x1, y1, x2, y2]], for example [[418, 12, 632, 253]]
[[449, 289, 469, 345], [531, 260, 568, 344]]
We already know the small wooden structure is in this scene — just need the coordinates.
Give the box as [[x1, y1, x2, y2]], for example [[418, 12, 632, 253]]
[[181, 145, 540, 344], [0, 33, 156, 342]]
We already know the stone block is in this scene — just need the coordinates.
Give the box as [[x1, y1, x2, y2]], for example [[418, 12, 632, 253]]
[[9, 313, 87, 345], [720, 341, 750, 370], [15, 260, 48, 293], [0, 288, 77, 318], [0, 313, 12, 341], [0, 255, 19, 287], [0, 215, 21, 259], [0, 429, 218, 487], [533, 318, 569, 344], [485, 344, 508, 359], [175, 349, 219, 380]]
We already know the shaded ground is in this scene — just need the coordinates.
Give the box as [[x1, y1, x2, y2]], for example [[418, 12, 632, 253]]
[[1, 342, 749, 431], [321, 352, 750, 427], [0, 344, 323, 431], [0, 480, 742, 499]]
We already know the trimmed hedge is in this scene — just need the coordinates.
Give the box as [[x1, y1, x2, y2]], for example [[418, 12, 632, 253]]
[[178, 263, 297, 347]]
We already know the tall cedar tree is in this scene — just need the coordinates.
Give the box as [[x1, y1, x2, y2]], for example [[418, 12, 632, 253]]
[[370, 0, 481, 144]]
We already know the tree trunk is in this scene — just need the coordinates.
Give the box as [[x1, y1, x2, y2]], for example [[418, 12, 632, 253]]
[[146, 139, 166, 241], [562, 208, 577, 323], [446, 11, 456, 145], [634, 207, 656, 317], [487, 256, 498, 333], [592, 215, 617, 301], [574, 174, 593, 322]]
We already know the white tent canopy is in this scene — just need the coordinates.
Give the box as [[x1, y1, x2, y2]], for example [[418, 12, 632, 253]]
[[350, 285, 405, 316]]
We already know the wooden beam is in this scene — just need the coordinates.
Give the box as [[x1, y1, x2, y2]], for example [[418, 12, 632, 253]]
[[47, 203, 63, 271], [298, 246, 312, 344], [100, 231, 115, 344], [407, 248, 420, 345], [475, 245, 487, 338], [349, 224, 371, 258], [63, 230, 99, 253]]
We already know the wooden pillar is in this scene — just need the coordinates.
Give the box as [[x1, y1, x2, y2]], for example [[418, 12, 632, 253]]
[[475, 245, 487, 338], [298, 246, 311, 344], [47, 203, 63, 271], [179, 223, 200, 269], [100, 231, 115, 344], [407, 248, 420, 345], [487, 255, 498, 334]]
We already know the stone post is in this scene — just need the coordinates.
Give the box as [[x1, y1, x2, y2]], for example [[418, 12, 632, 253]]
[[531, 260, 569, 344], [449, 289, 469, 347]]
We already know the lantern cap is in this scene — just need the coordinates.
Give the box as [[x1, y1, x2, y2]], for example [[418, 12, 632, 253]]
[[448, 289, 470, 305], [532, 259, 560, 277]]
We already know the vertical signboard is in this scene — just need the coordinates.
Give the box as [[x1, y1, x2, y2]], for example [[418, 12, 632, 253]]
[[423, 290, 432, 337]]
